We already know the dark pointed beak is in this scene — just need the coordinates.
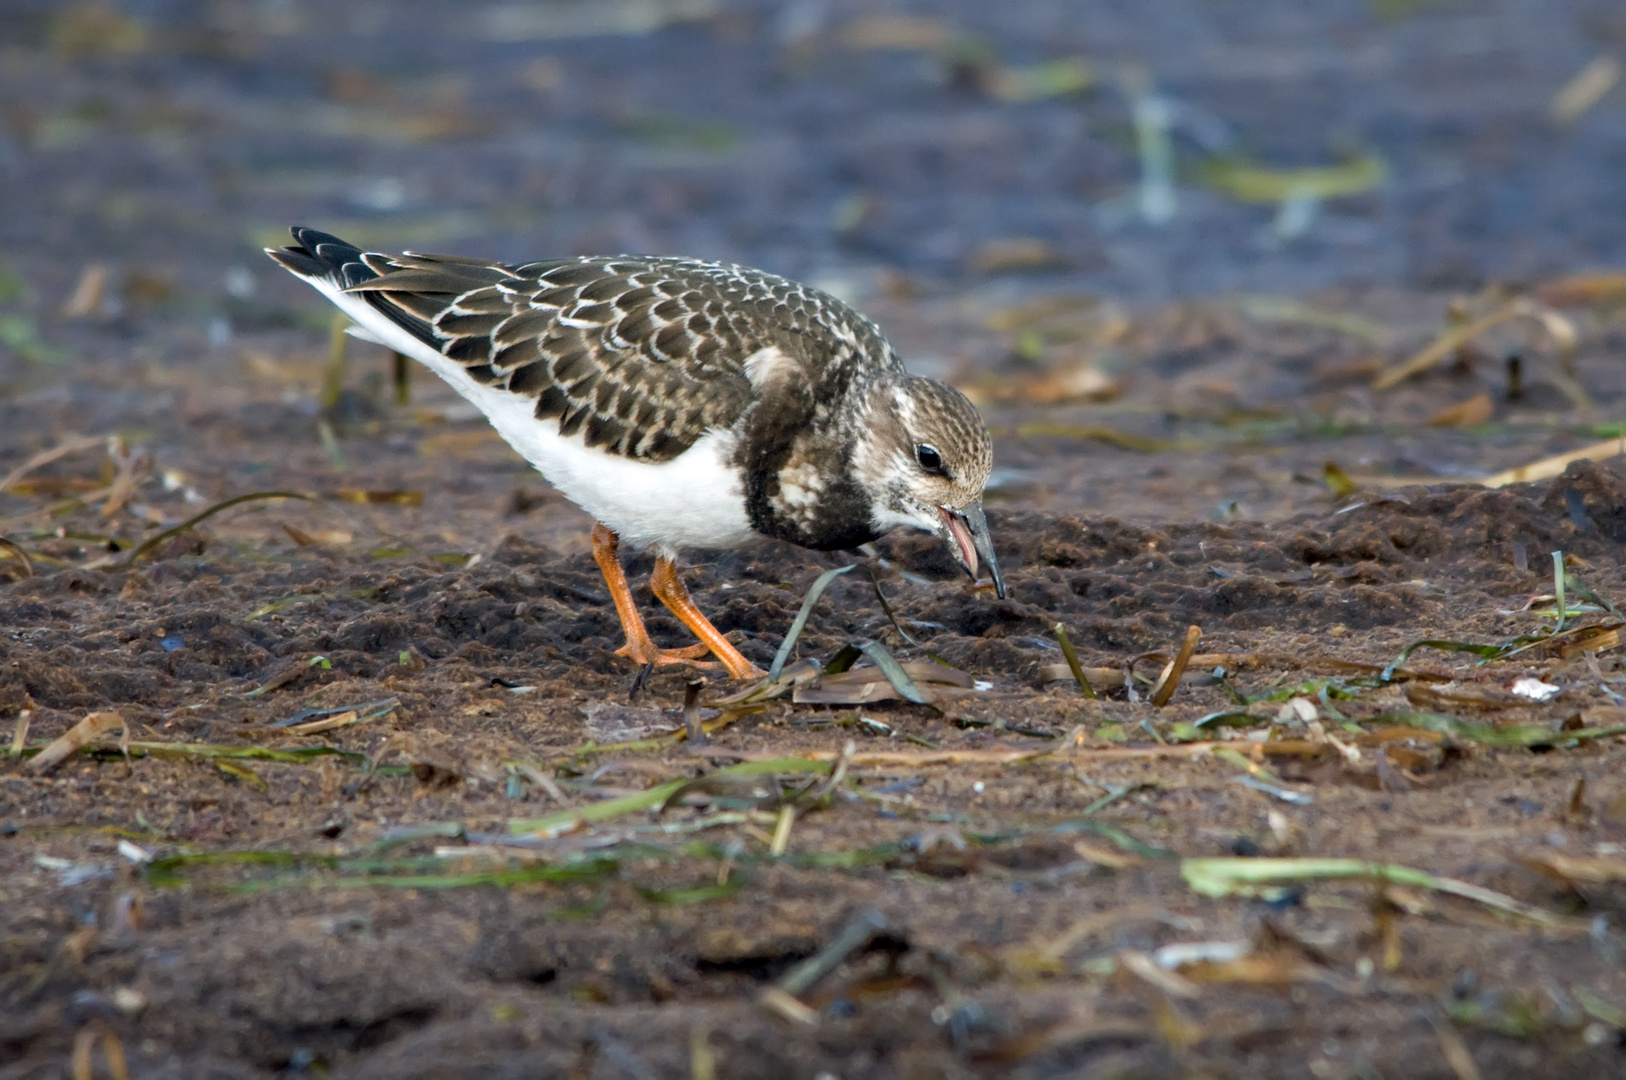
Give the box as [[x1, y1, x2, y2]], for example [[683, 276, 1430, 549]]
[[938, 502, 1006, 599]]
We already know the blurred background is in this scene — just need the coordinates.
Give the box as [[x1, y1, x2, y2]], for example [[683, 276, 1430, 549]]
[[1, 0, 1624, 531]]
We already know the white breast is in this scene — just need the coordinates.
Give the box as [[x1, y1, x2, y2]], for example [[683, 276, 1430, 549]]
[[310, 278, 756, 556]]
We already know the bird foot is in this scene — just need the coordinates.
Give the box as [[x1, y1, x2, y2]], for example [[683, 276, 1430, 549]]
[[614, 638, 765, 680], [615, 640, 716, 667]]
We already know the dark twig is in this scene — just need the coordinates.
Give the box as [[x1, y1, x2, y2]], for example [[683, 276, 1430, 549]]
[[774, 907, 897, 998], [683, 678, 707, 745]]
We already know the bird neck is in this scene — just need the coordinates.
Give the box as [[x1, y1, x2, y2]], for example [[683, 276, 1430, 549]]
[[737, 368, 893, 551]]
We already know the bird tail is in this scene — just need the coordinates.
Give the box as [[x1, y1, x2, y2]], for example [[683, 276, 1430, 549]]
[[264, 226, 377, 289]]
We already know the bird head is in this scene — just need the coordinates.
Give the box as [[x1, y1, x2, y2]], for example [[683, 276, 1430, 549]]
[[853, 373, 1004, 598]]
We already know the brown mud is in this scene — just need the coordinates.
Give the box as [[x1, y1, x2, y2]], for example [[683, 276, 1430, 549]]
[[7, 429, 1626, 1079]]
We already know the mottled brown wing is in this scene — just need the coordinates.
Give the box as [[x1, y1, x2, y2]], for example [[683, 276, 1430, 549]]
[[344, 250, 887, 461], [270, 226, 902, 461]]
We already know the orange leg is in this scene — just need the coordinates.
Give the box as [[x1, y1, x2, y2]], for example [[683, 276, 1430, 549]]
[[650, 556, 765, 681], [591, 523, 711, 668]]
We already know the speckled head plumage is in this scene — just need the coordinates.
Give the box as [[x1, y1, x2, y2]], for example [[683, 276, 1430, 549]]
[[850, 372, 1004, 597]]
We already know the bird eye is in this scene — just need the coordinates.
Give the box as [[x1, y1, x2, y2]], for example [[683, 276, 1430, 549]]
[[915, 444, 943, 473]]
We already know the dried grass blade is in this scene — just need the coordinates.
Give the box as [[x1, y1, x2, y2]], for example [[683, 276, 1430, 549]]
[[1032, 907, 1155, 964], [1431, 1015, 1485, 1080], [508, 757, 832, 835], [759, 986, 819, 1027], [101, 1025, 130, 1080], [1500, 621, 1625, 663], [1481, 434, 1626, 489], [1427, 392, 1494, 429], [796, 738, 855, 807], [689, 1025, 716, 1080], [1054, 623, 1097, 698], [1381, 639, 1509, 681], [553, 706, 756, 757], [269, 697, 400, 733], [0, 536, 33, 578], [1565, 626, 1623, 660], [1198, 153, 1385, 203], [1574, 988, 1626, 1028], [335, 861, 617, 891], [514, 763, 572, 806], [124, 491, 315, 564], [1552, 550, 1568, 632], [214, 760, 269, 792], [769, 805, 795, 856], [1181, 857, 1574, 929], [769, 564, 855, 681], [1119, 948, 1201, 999], [1235, 296, 1387, 344], [98, 437, 149, 519], [1372, 301, 1527, 391], [330, 489, 425, 506], [0, 434, 105, 497], [28, 711, 127, 774], [282, 711, 358, 736], [1537, 270, 1626, 307], [854, 640, 930, 705], [124, 741, 367, 764], [1381, 708, 1626, 747], [1551, 55, 1622, 126], [733, 747, 1065, 767], [1038, 663, 1126, 690], [142, 850, 335, 887], [10, 709, 30, 757], [710, 659, 821, 706], [792, 681, 941, 706], [1150, 625, 1202, 706], [1561, 567, 1623, 619], [1521, 851, 1626, 886], [1533, 306, 1582, 376], [72, 1026, 96, 1080]]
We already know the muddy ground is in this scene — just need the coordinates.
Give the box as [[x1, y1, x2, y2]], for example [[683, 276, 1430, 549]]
[[7, 2, 1626, 1078]]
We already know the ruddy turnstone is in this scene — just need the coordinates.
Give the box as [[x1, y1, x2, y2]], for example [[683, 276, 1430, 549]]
[[266, 227, 1003, 679]]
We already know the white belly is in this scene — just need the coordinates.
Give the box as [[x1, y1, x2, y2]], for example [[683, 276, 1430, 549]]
[[312, 280, 756, 555]]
